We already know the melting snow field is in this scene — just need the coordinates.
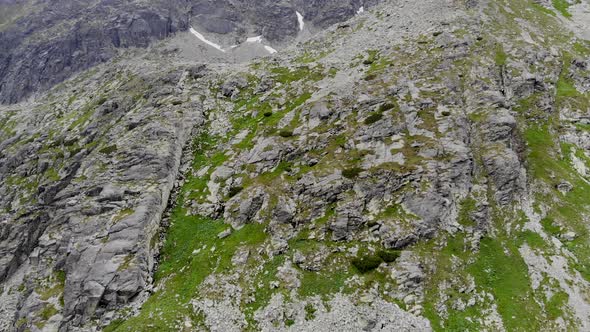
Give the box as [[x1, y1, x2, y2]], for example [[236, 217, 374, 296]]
[[296, 11, 305, 31], [246, 35, 278, 54], [264, 45, 278, 54], [190, 26, 277, 55], [189, 27, 225, 52], [246, 36, 263, 43]]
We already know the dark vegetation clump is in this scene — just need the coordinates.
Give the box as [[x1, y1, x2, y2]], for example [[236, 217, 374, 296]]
[[342, 167, 363, 179], [96, 96, 108, 105], [351, 249, 401, 273], [377, 103, 395, 112], [364, 112, 383, 125], [279, 130, 294, 138], [377, 249, 401, 263], [351, 255, 382, 273], [99, 145, 117, 155], [227, 186, 243, 198]]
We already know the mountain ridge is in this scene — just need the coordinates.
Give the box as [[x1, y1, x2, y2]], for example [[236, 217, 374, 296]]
[[0, 0, 377, 104], [0, 0, 590, 331]]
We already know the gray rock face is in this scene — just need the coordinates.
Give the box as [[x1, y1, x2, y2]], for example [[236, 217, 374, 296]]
[[255, 293, 432, 332], [224, 187, 267, 229], [0, 0, 189, 104], [0, 63, 206, 330], [482, 149, 523, 205], [331, 200, 365, 241]]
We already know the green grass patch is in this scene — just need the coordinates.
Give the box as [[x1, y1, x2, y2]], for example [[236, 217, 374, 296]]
[[518, 230, 547, 249], [305, 303, 317, 320], [494, 44, 508, 66], [67, 104, 97, 131], [546, 290, 569, 320], [531, 3, 557, 16], [296, 49, 332, 64], [243, 254, 286, 318], [468, 236, 542, 331], [113, 208, 134, 223], [525, 124, 590, 281], [107, 121, 266, 330], [363, 50, 380, 65], [110, 212, 267, 331], [44, 168, 61, 182], [299, 268, 351, 297], [270, 66, 324, 84], [573, 41, 590, 55], [556, 78, 578, 98], [38, 270, 66, 301], [39, 304, 58, 320], [552, 0, 572, 18], [458, 197, 477, 226], [422, 217, 545, 331]]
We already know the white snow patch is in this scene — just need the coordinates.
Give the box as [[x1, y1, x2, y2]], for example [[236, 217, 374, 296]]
[[264, 45, 278, 54], [357, 6, 365, 15], [189, 27, 225, 53], [246, 35, 263, 43], [296, 11, 305, 31], [245, 35, 277, 54]]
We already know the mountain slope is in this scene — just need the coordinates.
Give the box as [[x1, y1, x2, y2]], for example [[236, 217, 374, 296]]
[[1, 0, 590, 331]]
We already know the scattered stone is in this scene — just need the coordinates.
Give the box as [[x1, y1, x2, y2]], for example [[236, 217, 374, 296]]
[[218, 229, 232, 239], [556, 181, 574, 194], [561, 231, 577, 242]]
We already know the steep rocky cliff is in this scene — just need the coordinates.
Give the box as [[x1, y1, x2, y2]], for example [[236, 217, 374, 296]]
[[1, 0, 590, 331]]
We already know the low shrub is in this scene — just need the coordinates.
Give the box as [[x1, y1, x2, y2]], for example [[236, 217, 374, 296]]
[[364, 112, 383, 125], [351, 255, 382, 273], [377, 249, 401, 263], [279, 130, 294, 138], [377, 103, 395, 113], [227, 186, 243, 198], [96, 96, 108, 105], [99, 145, 117, 155], [342, 167, 363, 179]]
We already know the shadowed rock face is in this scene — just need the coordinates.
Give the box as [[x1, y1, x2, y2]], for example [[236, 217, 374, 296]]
[[0, 0, 189, 104], [0, 0, 378, 104]]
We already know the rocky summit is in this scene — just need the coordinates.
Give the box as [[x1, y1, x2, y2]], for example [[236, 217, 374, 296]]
[[0, 0, 590, 331]]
